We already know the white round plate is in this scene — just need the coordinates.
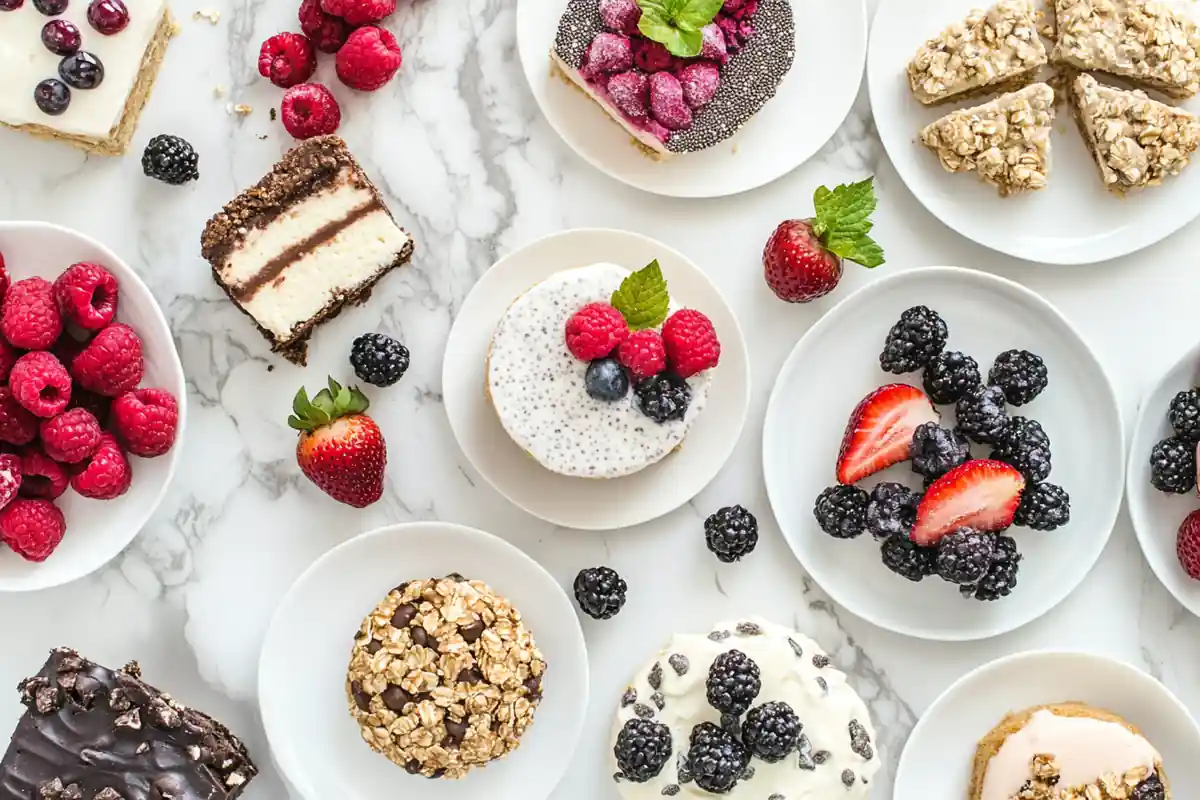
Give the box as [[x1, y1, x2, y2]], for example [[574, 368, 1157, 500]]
[[763, 267, 1124, 641], [895, 651, 1200, 798], [444, 228, 750, 530], [868, 0, 1200, 264], [1128, 341, 1200, 618], [258, 522, 589, 800], [516, 0, 867, 198], [0, 222, 186, 592]]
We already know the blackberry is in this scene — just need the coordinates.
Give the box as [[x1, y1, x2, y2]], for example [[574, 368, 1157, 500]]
[[813, 485, 868, 539], [634, 373, 690, 423], [614, 718, 673, 782], [1168, 389, 1200, 442], [1132, 775, 1165, 800], [141, 134, 199, 185], [935, 528, 996, 586], [961, 535, 1021, 601], [705, 650, 761, 715], [742, 701, 801, 762], [864, 482, 918, 541], [685, 722, 748, 795], [1014, 483, 1070, 531], [879, 306, 948, 374], [910, 423, 969, 480], [704, 505, 759, 563], [573, 566, 627, 620], [880, 536, 938, 582], [1149, 436, 1196, 494], [955, 384, 1009, 445], [989, 350, 1048, 406], [922, 350, 981, 405], [990, 416, 1052, 482], [350, 333, 410, 387]]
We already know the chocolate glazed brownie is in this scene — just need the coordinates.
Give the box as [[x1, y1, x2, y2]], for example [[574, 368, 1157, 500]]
[[0, 648, 257, 800]]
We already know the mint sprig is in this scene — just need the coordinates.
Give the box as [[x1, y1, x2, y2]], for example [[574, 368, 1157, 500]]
[[611, 259, 670, 330], [637, 0, 724, 57], [810, 178, 885, 269]]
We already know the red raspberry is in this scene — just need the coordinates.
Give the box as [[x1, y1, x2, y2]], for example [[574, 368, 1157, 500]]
[[320, 0, 394, 26], [17, 446, 69, 500], [0, 498, 65, 562], [0, 338, 19, 383], [71, 432, 131, 500], [258, 32, 317, 89], [40, 408, 102, 463], [70, 323, 144, 397], [0, 388, 39, 446], [662, 309, 720, 378], [0, 251, 10, 304], [336, 26, 402, 92], [0, 454, 22, 510], [299, 0, 350, 53], [564, 303, 629, 361], [53, 261, 119, 331], [616, 329, 667, 381], [10, 351, 72, 418], [69, 387, 112, 426], [2, 277, 62, 350], [281, 83, 342, 140], [111, 388, 178, 457]]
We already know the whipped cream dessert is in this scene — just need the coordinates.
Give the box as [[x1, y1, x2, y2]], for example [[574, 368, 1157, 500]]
[[201, 136, 414, 365], [610, 617, 881, 799]]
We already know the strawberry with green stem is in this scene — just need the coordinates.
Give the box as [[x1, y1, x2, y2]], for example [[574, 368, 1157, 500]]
[[289, 377, 387, 508]]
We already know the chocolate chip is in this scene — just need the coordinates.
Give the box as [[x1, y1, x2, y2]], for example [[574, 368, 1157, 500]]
[[444, 719, 468, 746], [621, 688, 637, 707], [668, 654, 689, 676], [661, 786, 680, 796], [849, 719, 874, 760], [404, 759, 423, 775], [428, 768, 446, 779], [460, 619, 486, 643], [812, 654, 830, 669], [523, 676, 542, 698], [444, 572, 467, 582], [769, 795, 785, 800], [456, 666, 484, 684], [841, 769, 856, 787], [633, 703, 654, 719], [648, 662, 663, 690], [651, 692, 665, 710], [736, 621, 762, 635], [707, 630, 730, 642], [816, 677, 828, 693], [788, 637, 804, 658], [350, 681, 371, 712], [813, 750, 831, 765], [390, 603, 418, 628], [410, 627, 431, 649], [381, 685, 411, 712], [366, 640, 382, 655]]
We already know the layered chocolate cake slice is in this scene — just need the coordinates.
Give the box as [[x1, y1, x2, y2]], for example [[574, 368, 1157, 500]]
[[201, 136, 414, 365]]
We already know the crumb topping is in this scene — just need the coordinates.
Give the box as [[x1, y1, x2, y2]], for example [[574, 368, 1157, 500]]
[[1009, 754, 1159, 800]]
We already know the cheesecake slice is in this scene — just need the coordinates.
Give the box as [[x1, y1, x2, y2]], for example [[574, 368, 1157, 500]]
[[919, 82, 1055, 196], [1070, 72, 1200, 192], [907, 0, 1048, 105], [200, 136, 414, 365]]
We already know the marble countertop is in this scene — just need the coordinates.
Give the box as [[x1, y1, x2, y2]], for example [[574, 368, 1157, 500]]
[[2, 0, 1200, 797]]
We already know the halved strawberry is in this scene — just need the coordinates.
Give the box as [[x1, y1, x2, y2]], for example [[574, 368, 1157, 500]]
[[911, 460, 1026, 546], [836, 384, 940, 485]]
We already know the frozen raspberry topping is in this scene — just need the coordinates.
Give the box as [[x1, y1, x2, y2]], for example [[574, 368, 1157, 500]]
[[607, 70, 649, 119], [698, 23, 729, 63], [679, 62, 721, 109], [582, 32, 632, 78], [649, 72, 692, 131], [632, 38, 673, 73], [599, 0, 640, 33]]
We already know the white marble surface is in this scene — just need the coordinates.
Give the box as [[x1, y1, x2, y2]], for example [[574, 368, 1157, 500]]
[[1, 0, 1199, 797]]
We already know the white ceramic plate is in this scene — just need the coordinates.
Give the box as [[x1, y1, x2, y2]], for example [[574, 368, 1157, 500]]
[[894, 651, 1200, 798], [443, 229, 750, 530], [516, 0, 868, 198], [258, 521, 589, 800], [0, 222, 186, 592], [1127, 341, 1200, 618], [763, 267, 1124, 641], [868, 0, 1200, 264]]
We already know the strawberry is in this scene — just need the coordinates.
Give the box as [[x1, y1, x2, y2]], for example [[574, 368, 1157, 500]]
[[911, 460, 1026, 546], [1178, 509, 1200, 580], [289, 377, 387, 508], [837, 384, 940, 485], [763, 178, 886, 303]]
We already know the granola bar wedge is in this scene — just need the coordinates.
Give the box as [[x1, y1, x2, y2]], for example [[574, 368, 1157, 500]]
[[919, 82, 1055, 196]]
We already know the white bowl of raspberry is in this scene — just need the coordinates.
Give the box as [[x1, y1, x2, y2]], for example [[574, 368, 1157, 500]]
[[0, 221, 185, 592]]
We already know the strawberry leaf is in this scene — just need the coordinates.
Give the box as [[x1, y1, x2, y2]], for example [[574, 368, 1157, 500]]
[[610, 259, 670, 331], [812, 178, 886, 269]]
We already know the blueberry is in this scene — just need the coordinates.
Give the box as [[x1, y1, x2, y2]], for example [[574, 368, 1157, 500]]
[[32, 0, 67, 14], [585, 358, 629, 402], [59, 51, 104, 90], [33, 79, 71, 116], [41, 19, 81, 56]]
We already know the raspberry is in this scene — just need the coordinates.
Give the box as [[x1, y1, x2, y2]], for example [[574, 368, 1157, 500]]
[[581, 33, 632, 79], [616, 329, 666, 381], [71, 433, 131, 500], [662, 309, 720, 378], [0, 338, 19, 383], [320, 0, 394, 26], [606, 71, 649, 119], [53, 261, 119, 330], [0, 388, 39, 446], [111, 388, 178, 457], [0, 454, 22, 510], [679, 62, 720, 109], [0, 251, 10, 303], [281, 83, 342, 140], [632, 39, 673, 72], [699, 23, 729, 62], [336, 26, 402, 91], [70, 323, 144, 397], [2, 277, 62, 350], [258, 32, 317, 89], [299, 0, 350, 53], [9, 351, 72, 418], [565, 303, 629, 361], [40, 408, 102, 463], [599, 0, 641, 33], [17, 446, 69, 500], [648, 72, 692, 130], [0, 498, 65, 562]]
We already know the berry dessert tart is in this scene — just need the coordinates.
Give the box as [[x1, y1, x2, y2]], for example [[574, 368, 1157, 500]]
[[486, 259, 720, 479], [610, 617, 880, 798], [346, 575, 547, 780], [549, 0, 795, 160], [200, 135, 414, 366], [0, 647, 258, 797], [970, 703, 1169, 800], [0, 0, 173, 155]]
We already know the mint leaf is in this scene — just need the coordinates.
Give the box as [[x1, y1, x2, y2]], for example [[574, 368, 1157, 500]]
[[811, 177, 886, 268], [676, 0, 723, 31], [637, 0, 719, 56], [824, 233, 885, 268], [638, 15, 702, 56], [611, 259, 670, 330]]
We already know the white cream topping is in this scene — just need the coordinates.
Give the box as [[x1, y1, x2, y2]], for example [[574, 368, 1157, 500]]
[[550, 50, 672, 156], [486, 263, 712, 479], [0, 0, 167, 138], [611, 617, 881, 800]]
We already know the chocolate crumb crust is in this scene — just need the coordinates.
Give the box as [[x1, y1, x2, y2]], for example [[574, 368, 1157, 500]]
[[0, 647, 258, 800]]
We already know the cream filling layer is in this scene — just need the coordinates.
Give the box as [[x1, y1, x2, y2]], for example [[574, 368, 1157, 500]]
[[550, 50, 671, 156]]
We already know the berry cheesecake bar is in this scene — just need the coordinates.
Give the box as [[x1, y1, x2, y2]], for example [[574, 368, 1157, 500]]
[[0, 0, 173, 155], [610, 618, 880, 798], [201, 136, 414, 365]]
